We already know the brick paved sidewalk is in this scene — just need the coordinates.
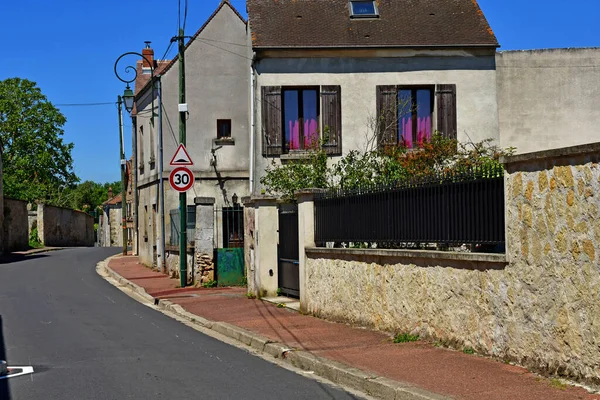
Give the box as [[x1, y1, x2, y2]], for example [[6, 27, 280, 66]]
[[108, 255, 599, 400]]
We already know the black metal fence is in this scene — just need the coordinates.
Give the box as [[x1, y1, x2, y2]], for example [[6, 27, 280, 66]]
[[315, 166, 505, 248], [215, 206, 244, 248]]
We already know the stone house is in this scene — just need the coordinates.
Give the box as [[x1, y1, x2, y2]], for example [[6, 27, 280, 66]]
[[132, 0, 250, 281], [247, 0, 500, 195], [98, 160, 133, 248]]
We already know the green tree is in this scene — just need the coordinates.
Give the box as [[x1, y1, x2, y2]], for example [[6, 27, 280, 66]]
[[0, 78, 79, 203]]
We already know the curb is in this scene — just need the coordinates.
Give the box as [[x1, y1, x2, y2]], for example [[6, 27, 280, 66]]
[[14, 247, 65, 256], [97, 257, 451, 400]]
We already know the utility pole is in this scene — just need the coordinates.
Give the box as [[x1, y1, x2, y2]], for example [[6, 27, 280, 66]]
[[178, 28, 188, 287], [117, 95, 127, 256]]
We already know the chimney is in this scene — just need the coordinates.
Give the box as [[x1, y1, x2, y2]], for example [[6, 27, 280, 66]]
[[108, 187, 113, 199], [142, 41, 154, 71]]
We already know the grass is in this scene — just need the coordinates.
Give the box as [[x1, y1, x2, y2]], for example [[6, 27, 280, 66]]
[[463, 346, 475, 355], [201, 280, 217, 288], [246, 292, 256, 299], [276, 303, 286, 308], [393, 333, 420, 343], [549, 378, 567, 390]]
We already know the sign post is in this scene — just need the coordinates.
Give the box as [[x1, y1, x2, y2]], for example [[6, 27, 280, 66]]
[[169, 144, 194, 287]]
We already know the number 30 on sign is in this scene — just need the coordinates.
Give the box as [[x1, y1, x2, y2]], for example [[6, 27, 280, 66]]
[[169, 167, 194, 193]]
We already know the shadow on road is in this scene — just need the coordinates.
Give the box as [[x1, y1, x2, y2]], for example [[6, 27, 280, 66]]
[[0, 253, 48, 265], [0, 316, 11, 399]]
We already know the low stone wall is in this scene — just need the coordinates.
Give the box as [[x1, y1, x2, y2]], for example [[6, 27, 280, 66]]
[[304, 143, 600, 387], [37, 204, 94, 247], [3, 198, 29, 252]]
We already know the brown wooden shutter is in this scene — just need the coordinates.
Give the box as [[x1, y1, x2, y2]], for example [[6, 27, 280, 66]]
[[376, 85, 398, 147], [320, 85, 342, 155], [436, 84, 457, 139], [261, 86, 283, 156]]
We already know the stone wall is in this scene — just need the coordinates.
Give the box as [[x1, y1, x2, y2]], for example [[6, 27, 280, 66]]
[[304, 143, 600, 387], [37, 204, 94, 247], [3, 198, 29, 252]]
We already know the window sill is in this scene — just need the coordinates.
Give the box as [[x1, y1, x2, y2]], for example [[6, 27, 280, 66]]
[[214, 138, 235, 146], [280, 151, 317, 161]]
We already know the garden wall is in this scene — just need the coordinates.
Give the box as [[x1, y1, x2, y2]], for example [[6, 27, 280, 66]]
[[37, 203, 94, 247], [304, 143, 600, 386], [3, 198, 29, 252]]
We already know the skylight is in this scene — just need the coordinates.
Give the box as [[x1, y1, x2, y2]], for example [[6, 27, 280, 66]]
[[350, 1, 379, 18]]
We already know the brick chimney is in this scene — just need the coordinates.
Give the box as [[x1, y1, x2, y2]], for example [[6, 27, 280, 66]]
[[142, 41, 154, 72], [108, 187, 113, 199]]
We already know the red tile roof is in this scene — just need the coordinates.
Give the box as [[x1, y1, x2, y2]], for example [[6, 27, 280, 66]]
[[247, 0, 499, 49]]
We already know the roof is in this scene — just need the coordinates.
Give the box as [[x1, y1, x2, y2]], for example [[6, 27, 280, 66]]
[[247, 0, 498, 49], [103, 193, 122, 206], [132, 60, 170, 115], [133, 0, 246, 101]]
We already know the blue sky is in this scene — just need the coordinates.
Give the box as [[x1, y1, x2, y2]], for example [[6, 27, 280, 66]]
[[0, 0, 597, 184]]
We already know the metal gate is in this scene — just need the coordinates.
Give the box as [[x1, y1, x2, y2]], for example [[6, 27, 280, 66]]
[[278, 204, 299, 298]]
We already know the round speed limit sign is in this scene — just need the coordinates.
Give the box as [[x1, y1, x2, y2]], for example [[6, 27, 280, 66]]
[[169, 167, 195, 192]]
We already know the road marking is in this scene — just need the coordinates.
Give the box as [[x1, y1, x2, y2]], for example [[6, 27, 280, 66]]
[[0, 366, 34, 380]]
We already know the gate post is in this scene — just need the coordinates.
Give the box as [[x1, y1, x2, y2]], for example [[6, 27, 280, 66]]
[[295, 189, 325, 311], [242, 197, 257, 296], [252, 195, 279, 297], [194, 197, 215, 285]]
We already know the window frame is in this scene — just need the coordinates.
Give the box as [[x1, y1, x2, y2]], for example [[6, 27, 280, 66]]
[[349, 0, 379, 18], [281, 86, 321, 153], [217, 119, 232, 139], [397, 85, 435, 148]]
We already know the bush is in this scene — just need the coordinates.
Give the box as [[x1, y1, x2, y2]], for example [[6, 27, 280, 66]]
[[29, 226, 43, 249]]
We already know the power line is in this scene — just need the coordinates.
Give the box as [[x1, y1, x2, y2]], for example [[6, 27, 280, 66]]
[[55, 102, 114, 107]]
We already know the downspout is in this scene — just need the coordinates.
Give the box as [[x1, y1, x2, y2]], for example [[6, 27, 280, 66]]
[[157, 78, 167, 272], [249, 53, 257, 194], [132, 115, 138, 255]]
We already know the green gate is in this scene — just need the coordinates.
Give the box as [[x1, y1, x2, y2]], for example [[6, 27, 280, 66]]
[[215, 206, 245, 286]]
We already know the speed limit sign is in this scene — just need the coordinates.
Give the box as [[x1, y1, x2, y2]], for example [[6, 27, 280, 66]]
[[169, 167, 195, 192]]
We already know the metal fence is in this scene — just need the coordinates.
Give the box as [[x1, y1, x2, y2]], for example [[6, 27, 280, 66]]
[[169, 207, 196, 246], [215, 206, 244, 249], [314, 166, 505, 248]]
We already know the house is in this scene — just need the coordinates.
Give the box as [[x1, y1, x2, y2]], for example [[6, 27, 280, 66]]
[[247, 0, 501, 194], [133, 0, 251, 281], [98, 160, 133, 248]]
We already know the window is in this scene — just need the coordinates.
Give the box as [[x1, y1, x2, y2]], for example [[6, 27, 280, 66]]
[[217, 119, 232, 139], [262, 85, 342, 156], [283, 88, 319, 151], [376, 84, 456, 148], [139, 125, 145, 173], [350, 1, 379, 18]]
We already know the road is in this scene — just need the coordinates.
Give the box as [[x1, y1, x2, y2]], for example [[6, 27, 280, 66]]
[[0, 248, 362, 400]]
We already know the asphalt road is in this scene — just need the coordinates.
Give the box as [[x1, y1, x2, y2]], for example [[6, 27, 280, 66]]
[[0, 248, 362, 400]]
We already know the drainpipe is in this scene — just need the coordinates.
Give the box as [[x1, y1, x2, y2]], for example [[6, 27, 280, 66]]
[[249, 53, 256, 194], [157, 79, 167, 272], [132, 115, 138, 255]]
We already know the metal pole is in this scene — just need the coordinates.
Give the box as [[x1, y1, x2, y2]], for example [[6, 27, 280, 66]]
[[118, 95, 127, 256], [132, 115, 138, 255], [157, 79, 166, 272], [178, 28, 188, 287]]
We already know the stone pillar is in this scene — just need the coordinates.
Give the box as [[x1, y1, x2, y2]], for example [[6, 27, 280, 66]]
[[253, 196, 279, 297], [194, 197, 215, 285], [295, 189, 324, 311], [242, 197, 257, 296], [37, 203, 45, 246]]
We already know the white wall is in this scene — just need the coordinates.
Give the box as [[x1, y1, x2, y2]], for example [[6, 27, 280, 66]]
[[253, 48, 500, 194], [496, 48, 600, 154]]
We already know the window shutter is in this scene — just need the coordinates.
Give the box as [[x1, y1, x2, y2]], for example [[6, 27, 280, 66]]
[[320, 85, 342, 155], [436, 84, 457, 139], [376, 85, 398, 147], [261, 86, 283, 156]]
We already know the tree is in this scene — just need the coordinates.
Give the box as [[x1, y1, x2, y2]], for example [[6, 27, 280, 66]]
[[0, 78, 79, 203]]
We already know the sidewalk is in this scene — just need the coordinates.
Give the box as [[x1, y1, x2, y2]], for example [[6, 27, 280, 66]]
[[106, 255, 599, 400]]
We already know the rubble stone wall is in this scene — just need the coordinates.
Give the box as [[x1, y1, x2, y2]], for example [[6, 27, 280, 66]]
[[304, 143, 600, 386]]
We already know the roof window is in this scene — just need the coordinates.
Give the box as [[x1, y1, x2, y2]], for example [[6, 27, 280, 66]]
[[350, 1, 379, 18]]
